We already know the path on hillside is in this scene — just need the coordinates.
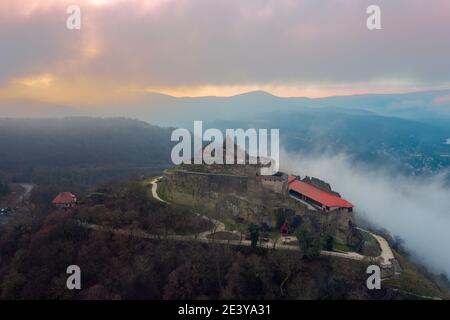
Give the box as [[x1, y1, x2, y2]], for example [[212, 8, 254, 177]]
[[2, 183, 36, 207], [79, 221, 366, 262], [150, 177, 168, 204], [195, 213, 226, 240], [357, 228, 395, 268], [18, 183, 35, 203], [148, 177, 390, 265]]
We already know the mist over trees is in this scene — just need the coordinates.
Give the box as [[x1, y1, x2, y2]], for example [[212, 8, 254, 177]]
[[0, 180, 10, 199], [0, 118, 175, 188], [282, 150, 450, 277]]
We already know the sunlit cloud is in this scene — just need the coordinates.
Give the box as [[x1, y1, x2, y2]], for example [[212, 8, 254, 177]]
[[16, 73, 55, 88], [0, 74, 142, 107], [146, 81, 450, 99], [1, 0, 450, 110]]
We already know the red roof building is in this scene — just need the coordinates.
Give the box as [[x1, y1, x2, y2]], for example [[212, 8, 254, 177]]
[[52, 192, 77, 208], [287, 175, 297, 184], [288, 176, 353, 212]]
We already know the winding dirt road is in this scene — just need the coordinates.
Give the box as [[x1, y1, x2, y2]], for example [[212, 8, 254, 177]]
[[18, 183, 35, 204], [357, 227, 395, 268], [150, 177, 168, 204]]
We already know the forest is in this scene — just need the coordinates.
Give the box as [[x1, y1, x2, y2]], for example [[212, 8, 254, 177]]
[[0, 180, 10, 199], [0, 179, 380, 300], [2, 178, 448, 300], [0, 118, 175, 189]]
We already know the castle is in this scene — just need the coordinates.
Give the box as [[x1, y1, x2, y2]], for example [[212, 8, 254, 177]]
[[166, 160, 354, 213], [160, 162, 359, 247]]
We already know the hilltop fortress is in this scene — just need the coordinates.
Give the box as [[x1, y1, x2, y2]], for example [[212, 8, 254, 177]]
[[160, 162, 361, 248]]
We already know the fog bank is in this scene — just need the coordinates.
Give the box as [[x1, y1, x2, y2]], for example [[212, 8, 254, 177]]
[[281, 150, 450, 276]]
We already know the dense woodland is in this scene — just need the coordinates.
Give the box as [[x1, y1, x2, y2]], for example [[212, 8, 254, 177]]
[[0, 180, 382, 300], [0, 118, 174, 189], [1, 179, 448, 300], [0, 180, 10, 199]]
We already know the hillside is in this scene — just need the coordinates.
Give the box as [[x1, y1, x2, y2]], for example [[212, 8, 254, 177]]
[[0, 117, 449, 300], [156, 163, 450, 299], [0, 118, 174, 188], [1, 177, 448, 300]]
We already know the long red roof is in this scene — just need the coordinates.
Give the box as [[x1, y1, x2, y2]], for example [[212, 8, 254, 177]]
[[288, 176, 353, 209]]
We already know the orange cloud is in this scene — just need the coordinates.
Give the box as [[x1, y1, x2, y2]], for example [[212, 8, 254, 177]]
[[0, 74, 143, 107], [1, 0, 450, 111], [2, 73, 445, 108], [149, 82, 447, 99], [0, 0, 171, 16]]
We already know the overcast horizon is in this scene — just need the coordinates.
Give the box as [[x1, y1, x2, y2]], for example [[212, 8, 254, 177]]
[[1, 0, 450, 113]]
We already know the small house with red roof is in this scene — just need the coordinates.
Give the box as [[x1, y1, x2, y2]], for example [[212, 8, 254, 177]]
[[52, 192, 77, 208]]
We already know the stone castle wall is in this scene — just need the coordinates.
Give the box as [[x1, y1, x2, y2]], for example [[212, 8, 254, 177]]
[[161, 168, 359, 247], [163, 170, 248, 198], [259, 173, 288, 194]]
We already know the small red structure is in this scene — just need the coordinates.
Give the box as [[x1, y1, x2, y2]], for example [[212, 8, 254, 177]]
[[280, 222, 289, 237], [52, 192, 77, 209]]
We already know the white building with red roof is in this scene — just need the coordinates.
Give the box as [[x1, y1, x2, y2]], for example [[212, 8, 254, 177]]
[[52, 192, 77, 208], [287, 175, 353, 212]]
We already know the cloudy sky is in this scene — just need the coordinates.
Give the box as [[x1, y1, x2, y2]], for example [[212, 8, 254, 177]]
[[1, 0, 450, 109]]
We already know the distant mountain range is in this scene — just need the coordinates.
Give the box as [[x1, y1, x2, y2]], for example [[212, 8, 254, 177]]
[[108, 89, 450, 128], [2, 89, 450, 126], [1, 89, 450, 177]]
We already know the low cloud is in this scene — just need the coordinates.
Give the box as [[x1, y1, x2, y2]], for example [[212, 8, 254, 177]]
[[281, 150, 450, 276], [2, 0, 450, 88], [433, 93, 450, 106]]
